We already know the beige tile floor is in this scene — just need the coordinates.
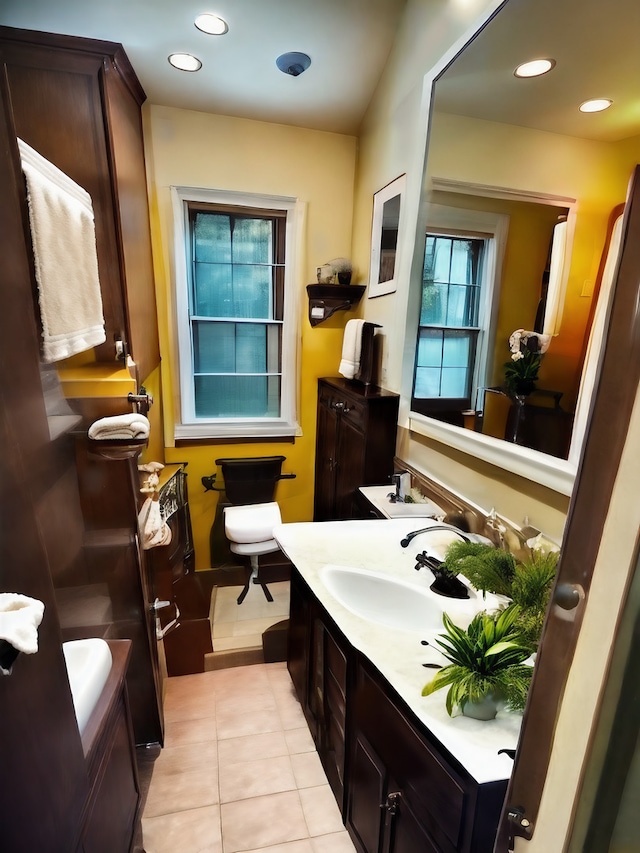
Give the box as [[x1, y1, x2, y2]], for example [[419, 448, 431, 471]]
[[142, 662, 357, 853], [212, 581, 290, 653]]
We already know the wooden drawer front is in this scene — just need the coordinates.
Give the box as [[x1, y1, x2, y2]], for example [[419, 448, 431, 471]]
[[326, 668, 346, 725], [326, 631, 347, 693], [319, 384, 367, 432], [355, 664, 465, 853]]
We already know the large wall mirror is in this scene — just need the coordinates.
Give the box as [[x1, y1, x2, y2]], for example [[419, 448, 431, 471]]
[[408, 0, 639, 495]]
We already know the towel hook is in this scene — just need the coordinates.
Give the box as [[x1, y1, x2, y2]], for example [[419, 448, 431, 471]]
[[128, 386, 153, 416]]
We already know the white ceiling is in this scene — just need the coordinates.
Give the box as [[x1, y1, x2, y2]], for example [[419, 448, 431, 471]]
[[435, 0, 640, 143], [0, 0, 408, 135], [1, 0, 638, 143]]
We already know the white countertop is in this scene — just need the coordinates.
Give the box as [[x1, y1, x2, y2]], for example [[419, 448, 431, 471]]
[[359, 484, 446, 518], [274, 517, 522, 785]]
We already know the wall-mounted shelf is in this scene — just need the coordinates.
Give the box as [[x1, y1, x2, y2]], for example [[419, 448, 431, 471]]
[[306, 284, 366, 326]]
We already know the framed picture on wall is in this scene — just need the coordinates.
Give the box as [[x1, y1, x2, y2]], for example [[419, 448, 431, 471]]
[[368, 174, 406, 298]]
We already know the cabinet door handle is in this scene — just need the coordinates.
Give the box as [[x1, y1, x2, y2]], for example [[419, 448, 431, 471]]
[[331, 400, 351, 413], [380, 791, 402, 816]]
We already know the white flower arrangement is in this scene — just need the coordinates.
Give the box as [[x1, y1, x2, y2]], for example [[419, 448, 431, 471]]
[[508, 329, 551, 360]]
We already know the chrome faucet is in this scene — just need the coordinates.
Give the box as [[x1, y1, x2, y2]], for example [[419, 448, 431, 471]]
[[400, 524, 471, 549], [388, 471, 411, 503]]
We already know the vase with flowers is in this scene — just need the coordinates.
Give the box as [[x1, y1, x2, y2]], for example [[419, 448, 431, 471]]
[[503, 329, 551, 397], [502, 329, 551, 443]]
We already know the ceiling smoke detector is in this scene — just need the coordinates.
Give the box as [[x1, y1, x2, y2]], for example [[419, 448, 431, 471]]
[[276, 52, 311, 77]]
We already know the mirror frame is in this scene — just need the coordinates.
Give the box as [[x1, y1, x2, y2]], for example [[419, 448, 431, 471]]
[[403, 0, 618, 497]]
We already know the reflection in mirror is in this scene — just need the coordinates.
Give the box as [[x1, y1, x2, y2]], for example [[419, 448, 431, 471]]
[[379, 193, 401, 283], [410, 0, 639, 468]]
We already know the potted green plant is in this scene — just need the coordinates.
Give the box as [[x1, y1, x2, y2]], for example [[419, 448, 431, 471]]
[[422, 605, 533, 720], [441, 541, 559, 651]]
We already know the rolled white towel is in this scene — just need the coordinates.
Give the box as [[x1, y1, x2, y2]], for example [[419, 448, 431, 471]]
[[88, 413, 150, 441], [0, 593, 45, 656]]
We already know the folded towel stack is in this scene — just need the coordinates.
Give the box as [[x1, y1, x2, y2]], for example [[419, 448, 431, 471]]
[[88, 413, 150, 441], [0, 594, 45, 674], [338, 318, 366, 380]]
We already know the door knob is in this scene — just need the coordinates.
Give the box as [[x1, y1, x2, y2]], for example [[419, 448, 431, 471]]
[[553, 583, 583, 611]]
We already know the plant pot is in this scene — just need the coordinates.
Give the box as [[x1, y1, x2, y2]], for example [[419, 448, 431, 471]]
[[337, 271, 352, 285], [462, 694, 499, 721]]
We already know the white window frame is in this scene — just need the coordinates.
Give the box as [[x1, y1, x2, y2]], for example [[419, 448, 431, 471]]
[[171, 186, 303, 439], [412, 204, 509, 414]]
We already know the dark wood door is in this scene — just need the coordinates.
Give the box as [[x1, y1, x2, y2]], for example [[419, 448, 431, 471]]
[[314, 397, 339, 521], [335, 415, 367, 519], [0, 80, 89, 853], [387, 780, 441, 853], [348, 731, 387, 853]]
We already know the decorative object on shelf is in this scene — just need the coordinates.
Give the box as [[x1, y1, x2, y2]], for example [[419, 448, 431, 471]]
[[422, 606, 533, 719], [317, 257, 353, 285], [504, 329, 552, 397], [369, 174, 406, 298], [306, 284, 366, 325]]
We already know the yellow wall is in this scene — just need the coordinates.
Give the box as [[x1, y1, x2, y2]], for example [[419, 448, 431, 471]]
[[142, 105, 357, 567]]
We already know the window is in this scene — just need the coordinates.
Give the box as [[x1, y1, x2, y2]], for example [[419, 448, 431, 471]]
[[410, 205, 507, 424], [413, 234, 486, 414], [171, 188, 302, 439]]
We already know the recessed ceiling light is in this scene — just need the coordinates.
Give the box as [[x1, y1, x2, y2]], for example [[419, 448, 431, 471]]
[[194, 13, 228, 35], [579, 98, 613, 113], [168, 53, 202, 72], [514, 59, 556, 78]]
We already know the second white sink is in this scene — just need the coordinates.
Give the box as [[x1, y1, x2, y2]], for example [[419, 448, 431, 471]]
[[320, 565, 445, 633], [63, 638, 112, 734]]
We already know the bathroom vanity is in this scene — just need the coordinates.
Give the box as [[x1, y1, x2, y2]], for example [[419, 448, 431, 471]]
[[278, 520, 520, 853]]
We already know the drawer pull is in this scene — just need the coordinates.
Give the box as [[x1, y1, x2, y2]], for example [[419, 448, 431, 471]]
[[331, 400, 352, 413]]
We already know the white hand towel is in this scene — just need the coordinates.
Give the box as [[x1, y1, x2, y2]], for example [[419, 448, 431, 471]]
[[338, 319, 366, 380], [18, 139, 106, 363], [0, 594, 45, 656], [88, 413, 150, 441]]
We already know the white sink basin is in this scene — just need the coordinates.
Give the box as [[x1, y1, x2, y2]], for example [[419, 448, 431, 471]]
[[63, 638, 112, 734], [320, 565, 445, 633]]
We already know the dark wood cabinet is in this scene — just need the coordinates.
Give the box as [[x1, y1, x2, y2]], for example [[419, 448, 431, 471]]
[[0, 26, 159, 381], [288, 568, 350, 811], [287, 566, 508, 853], [145, 465, 214, 676], [314, 378, 399, 521], [80, 641, 142, 853]]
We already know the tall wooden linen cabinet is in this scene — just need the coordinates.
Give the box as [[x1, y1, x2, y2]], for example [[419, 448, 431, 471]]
[[0, 26, 161, 852], [314, 377, 399, 521]]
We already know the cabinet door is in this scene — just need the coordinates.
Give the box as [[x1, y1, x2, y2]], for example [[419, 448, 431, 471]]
[[314, 398, 338, 521], [388, 785, 441, 853], [288, 569, 311, 711], [334, 415, 366, 519], [348, 732, 387, 853]]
